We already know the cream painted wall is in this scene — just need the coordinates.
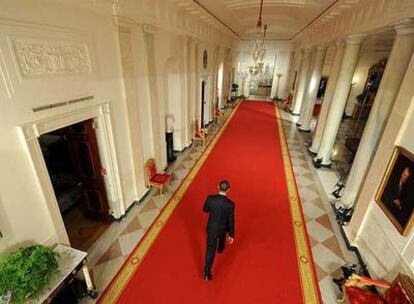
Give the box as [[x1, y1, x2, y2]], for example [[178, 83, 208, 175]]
[[0, 0, 137, 251], [321, 45, 336, 77], [352, 98, 414, 280], [117, 27, 147, 205], [345, 51, 414, 280], [270, 50, 291, 99], [130, 26, 155, 162]]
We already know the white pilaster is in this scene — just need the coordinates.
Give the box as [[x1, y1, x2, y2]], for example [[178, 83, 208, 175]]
[[298, 45, 327, 131], [339, 19, 414, 207], [316, 34, 365, 166], [309, 40, 346, 154], [142, 24, 167, 168], [291, 48, 312, 114]]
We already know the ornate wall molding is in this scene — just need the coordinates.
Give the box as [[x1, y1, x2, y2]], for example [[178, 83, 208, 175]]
[[294, 0, 414, 47], [11, 37, 92, 78], [116, 0, 236, 48]]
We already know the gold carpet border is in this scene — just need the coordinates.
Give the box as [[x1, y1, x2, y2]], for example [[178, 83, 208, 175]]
[[99, 103, 241, 304], [274, 105, 321, 304]]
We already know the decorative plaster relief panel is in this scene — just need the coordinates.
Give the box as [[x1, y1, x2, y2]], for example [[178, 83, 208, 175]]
[[12, 37, 92, 78]]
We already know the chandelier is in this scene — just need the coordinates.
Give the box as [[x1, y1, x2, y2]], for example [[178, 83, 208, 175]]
[[249, 0, 267, 77]]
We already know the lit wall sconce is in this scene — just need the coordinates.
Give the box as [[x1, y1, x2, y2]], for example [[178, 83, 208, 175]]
[[352, 73, 360, 84]]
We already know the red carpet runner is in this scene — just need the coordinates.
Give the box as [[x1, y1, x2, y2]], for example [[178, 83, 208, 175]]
[[100, 101, 321, 304]]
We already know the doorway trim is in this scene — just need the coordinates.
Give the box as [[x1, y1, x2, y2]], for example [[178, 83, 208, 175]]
[[19, 103, 123, 246], [200, 76, 211, 127]]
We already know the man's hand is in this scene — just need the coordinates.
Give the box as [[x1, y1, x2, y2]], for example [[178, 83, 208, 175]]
[[227, 236, 234, 244]]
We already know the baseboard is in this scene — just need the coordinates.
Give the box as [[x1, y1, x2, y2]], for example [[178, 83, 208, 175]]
[[174, 142, 193, 154], [337, 222, 372, 278], [313, 158, 332, 169], [112, 189, 151, 222]]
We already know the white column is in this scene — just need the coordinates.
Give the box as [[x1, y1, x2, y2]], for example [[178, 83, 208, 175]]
[[309, 41, 346, 154], [296, 48, 316, 121], [298, 46, 327, 132], [315, 34, 365, 166], [339, 20, 414, 207], [297, 47, 316, 125], [291, 48, 312, 114]]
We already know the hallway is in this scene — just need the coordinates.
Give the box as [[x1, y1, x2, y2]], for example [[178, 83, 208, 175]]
[[99, 100, 320, 303], [92, 102, 352, 303], [2, 1, 414, 303], [82, 100, 358, 304]]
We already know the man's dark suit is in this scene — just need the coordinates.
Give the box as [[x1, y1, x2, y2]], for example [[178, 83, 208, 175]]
[[383, 174, 412, 227], [203, 194, 235, 277]]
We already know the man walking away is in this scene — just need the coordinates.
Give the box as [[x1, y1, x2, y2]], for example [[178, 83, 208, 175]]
[[203, 180, 235, 281]]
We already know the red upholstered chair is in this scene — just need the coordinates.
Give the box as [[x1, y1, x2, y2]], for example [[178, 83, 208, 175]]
[[145, 159, 171, 195], [281, 94, 293, 111], [214, 108, 225, 124], [194, 120, 207, 146], [312, 103, 322, 117], [342, 274, 414, 304]]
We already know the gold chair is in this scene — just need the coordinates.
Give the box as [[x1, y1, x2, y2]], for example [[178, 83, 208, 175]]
[[214, 108, 225, 124], [194, 120, 207, 146]]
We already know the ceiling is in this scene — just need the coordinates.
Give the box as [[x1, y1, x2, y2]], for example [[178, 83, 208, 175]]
[[192, 0, 340, 40]]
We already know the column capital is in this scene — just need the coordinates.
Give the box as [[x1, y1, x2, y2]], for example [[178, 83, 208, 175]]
[[335, 39, 346, 47], [316, 44, 328, 51], [142, 24, 158, 35], [302, 46, 312, 53], [186, 35, 194, 44], [394, 18, 414, 35], [346, 34, 366, 45]]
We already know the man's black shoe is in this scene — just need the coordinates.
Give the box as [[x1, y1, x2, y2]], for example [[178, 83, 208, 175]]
[[204, 274, 212, 281]]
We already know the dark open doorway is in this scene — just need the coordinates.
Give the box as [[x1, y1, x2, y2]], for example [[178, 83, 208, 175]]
[[201, 80, 206, 128], [39, 119, 111, 251]]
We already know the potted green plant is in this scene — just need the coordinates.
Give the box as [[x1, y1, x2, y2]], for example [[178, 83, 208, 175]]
[[0, 245, 59, 303]]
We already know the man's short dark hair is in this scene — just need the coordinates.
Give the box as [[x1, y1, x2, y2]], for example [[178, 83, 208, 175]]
[[219, 180, 230, 192]]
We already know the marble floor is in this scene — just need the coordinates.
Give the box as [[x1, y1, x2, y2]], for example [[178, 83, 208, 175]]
[[279, 107, 357, 304], [80, 100, 357, 304]]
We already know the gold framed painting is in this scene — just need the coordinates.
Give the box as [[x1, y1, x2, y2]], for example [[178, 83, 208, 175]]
[[376, 147, 414, 236]]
